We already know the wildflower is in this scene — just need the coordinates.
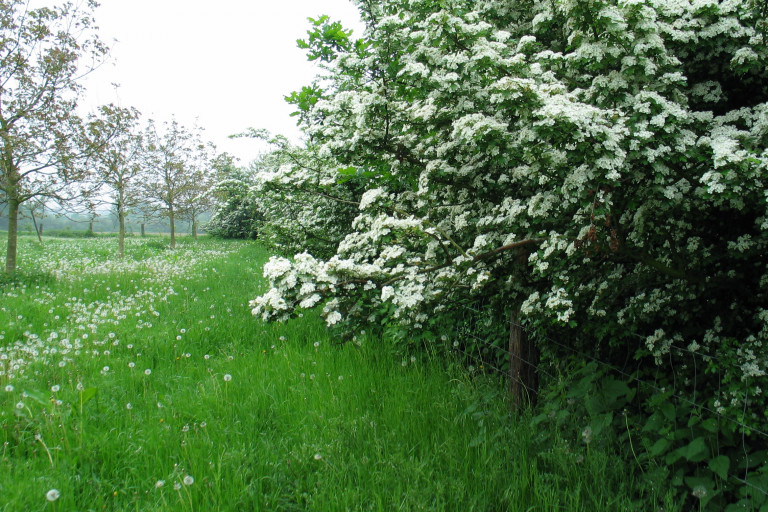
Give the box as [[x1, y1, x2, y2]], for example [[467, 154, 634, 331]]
[[313, 453, 322, 460], [223, 374, 232, 382], [582, 426, 593, 445], [128, 362, 135, 368], [173, 482, 181, 491], [4, 385, 13, 392], [144, 369, 151, 376], [16, 401, 24, 409], [410, 356, 416, 363], [313, 341, 320, 348], [183, 475, 194, 486], [51, 385, 60, 393], [126, 403, 133, 410], [692, 486, 707, 499], [204, 354, 210, 360], [46, 489, 61, 502], [102, 366, 110, 373]]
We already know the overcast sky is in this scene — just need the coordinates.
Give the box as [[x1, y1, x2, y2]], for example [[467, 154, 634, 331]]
[[81, 0, 364, 165]]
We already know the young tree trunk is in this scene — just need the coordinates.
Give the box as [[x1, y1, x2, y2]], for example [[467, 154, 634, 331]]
[[141, 223, 145, 237], [88, 220, 94, 233], [5, 195, 19, 275], [32, 211, 43, 243], [192, 217, 197, 239], [169, 206, 176, 249], [118, 204, 126, 258]]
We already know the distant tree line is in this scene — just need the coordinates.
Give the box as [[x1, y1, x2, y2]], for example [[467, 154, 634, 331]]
[[0, 0, 233, 272]]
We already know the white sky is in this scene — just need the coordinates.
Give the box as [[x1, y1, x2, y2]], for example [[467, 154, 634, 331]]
[[80, 0, 364, 165]]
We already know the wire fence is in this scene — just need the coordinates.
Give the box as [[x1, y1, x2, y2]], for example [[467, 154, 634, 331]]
[[449, 300, 768, 505]]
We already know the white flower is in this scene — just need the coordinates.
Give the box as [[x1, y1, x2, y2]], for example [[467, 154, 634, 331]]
[[51, 385, 60, 393], [46, 489, 61, 502], [183, 475, 194, 486], [155, 480, 165, 488], [223, 374, 232, 382]]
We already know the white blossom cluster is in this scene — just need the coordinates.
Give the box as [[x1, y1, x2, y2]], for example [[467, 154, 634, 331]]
[[249, 0, 768, 415]]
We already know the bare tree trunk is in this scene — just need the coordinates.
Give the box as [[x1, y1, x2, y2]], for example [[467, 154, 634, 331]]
[[118, 204, 126, 258], [5, 195, 19, 275], [141, 223, 145, 237], [169, 206, 176, 249], [192, 217, 197, 239], [31, 211, 42, 243]]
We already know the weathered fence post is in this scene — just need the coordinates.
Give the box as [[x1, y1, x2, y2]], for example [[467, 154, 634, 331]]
[[508, 307, 539, 409]]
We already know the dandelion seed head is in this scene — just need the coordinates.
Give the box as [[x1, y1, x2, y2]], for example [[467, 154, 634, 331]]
[[223, 374, 232, 382], [183, 475, 194, 486], [4, 385, 13, 392], [51, 385, 60, 393], [144, 369, 151, 375], [155, 480, 165, 488], [46, 489, 60, 502]]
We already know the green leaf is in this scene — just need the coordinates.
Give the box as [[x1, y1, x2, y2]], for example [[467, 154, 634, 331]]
[[602, 378, 634, 404], [79, 387, 97, 405], [673, 437, 708, 463], [660, 402, 676, 422], [708, 455, 730, 480], [648, 437, 672, 457]]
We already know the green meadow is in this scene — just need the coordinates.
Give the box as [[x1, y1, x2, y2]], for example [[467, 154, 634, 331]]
[[0, 235, 674, 511]]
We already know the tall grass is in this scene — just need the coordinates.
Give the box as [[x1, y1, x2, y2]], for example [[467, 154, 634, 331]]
[[0, 235, 676, 511]]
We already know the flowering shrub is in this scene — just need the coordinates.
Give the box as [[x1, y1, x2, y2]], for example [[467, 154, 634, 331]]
[[251, 1, 767, 505]]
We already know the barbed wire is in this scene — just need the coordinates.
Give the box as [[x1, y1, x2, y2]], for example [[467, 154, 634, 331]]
[[449, 301, 768, 502]]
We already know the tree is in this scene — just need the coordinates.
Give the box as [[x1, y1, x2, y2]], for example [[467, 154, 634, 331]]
[[85, 104, 143, 257], [0, 0, 107, 274], [252, 1, 768, 506], [140, 118, 207, 249], [179, 141, 216, 239]]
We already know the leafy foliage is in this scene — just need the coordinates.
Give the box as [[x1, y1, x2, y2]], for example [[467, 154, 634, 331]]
[[250, 0, 768, 505]]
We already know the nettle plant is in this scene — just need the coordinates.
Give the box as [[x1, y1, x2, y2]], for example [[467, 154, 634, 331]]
[[251, 0, 767, 505]]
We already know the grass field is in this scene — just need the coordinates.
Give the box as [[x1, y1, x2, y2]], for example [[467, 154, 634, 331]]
[[0, 234, 676, 511]]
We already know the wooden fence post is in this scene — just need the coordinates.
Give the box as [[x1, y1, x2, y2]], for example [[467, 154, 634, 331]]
[[508, 307, 539, 409]]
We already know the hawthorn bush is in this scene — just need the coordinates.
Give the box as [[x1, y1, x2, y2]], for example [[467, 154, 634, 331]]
[[249, 0, 767, 508]]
